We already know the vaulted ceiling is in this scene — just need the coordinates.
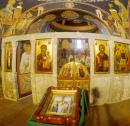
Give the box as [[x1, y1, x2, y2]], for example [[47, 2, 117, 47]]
[[0, 0, 129, 39]]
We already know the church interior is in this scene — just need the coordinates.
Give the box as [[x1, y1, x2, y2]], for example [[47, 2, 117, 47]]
[[0, 0, 130, 126]]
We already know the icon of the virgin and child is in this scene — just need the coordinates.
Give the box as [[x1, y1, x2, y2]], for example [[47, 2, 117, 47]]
[[36, 44, 52, 72], [51, 96, 71, 113]]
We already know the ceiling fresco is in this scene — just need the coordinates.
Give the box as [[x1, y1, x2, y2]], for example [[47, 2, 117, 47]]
[[0, 0, 129, 39], [27, 10, 107, 34]]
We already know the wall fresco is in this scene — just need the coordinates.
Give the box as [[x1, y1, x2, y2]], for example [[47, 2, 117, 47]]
[[16, 40, 32, 98], [0, 0, 129, 38]]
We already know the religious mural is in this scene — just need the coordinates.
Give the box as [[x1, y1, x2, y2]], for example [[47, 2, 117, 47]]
[[129, 0, 130, 37], [17, 40, 31, 97], [0, 0, 34, 36], [0, 0, 129, 39], [0, 38, 2, 67], [94, 40, 109, 73], [114, 42, 130, 73], [0, 0, 23, 33], [35, 39, 53, 73], [57, 38, 90, 88], [5, 42, 12, 72]]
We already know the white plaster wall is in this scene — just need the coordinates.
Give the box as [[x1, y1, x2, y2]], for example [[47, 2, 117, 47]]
[[2, 34, 58, 104], [30, 36, 57, 104], [2, 39, 18, 101], [2, 33, 130, 105]]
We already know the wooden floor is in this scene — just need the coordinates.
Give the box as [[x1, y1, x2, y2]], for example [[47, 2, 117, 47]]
[[86, 100, 130, 126], [0, 96, 130, 126], [0, 96, 36, 126]]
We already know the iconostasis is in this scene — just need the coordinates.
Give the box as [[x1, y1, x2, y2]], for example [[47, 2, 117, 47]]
[[1, 32, 130, 105]]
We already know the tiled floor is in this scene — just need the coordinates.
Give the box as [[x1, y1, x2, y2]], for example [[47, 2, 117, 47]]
[[0, 96, 130, 126]]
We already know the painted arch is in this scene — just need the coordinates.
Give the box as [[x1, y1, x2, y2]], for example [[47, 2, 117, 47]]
[[0, 0, 129, 38]]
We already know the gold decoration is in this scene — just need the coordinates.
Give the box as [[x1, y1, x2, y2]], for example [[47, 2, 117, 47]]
[[58, 62, 89, 90], [61, 11, 79, 20], [83, 15, 94, 21], [58, 62, 89, 80], [44, 14, 56, 21], [94, 39, 109, 73], [33, 86, 80, 126], [51, 22, 96, 31], [65, 2, 75, 8], [35, 39, 53, 73], [114, 42, 130, 73], [73, 19, 82, 24]]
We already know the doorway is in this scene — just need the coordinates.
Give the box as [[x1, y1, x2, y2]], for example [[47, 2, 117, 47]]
[[57, 38, 90, 90], [16, 40, 32, 98]]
